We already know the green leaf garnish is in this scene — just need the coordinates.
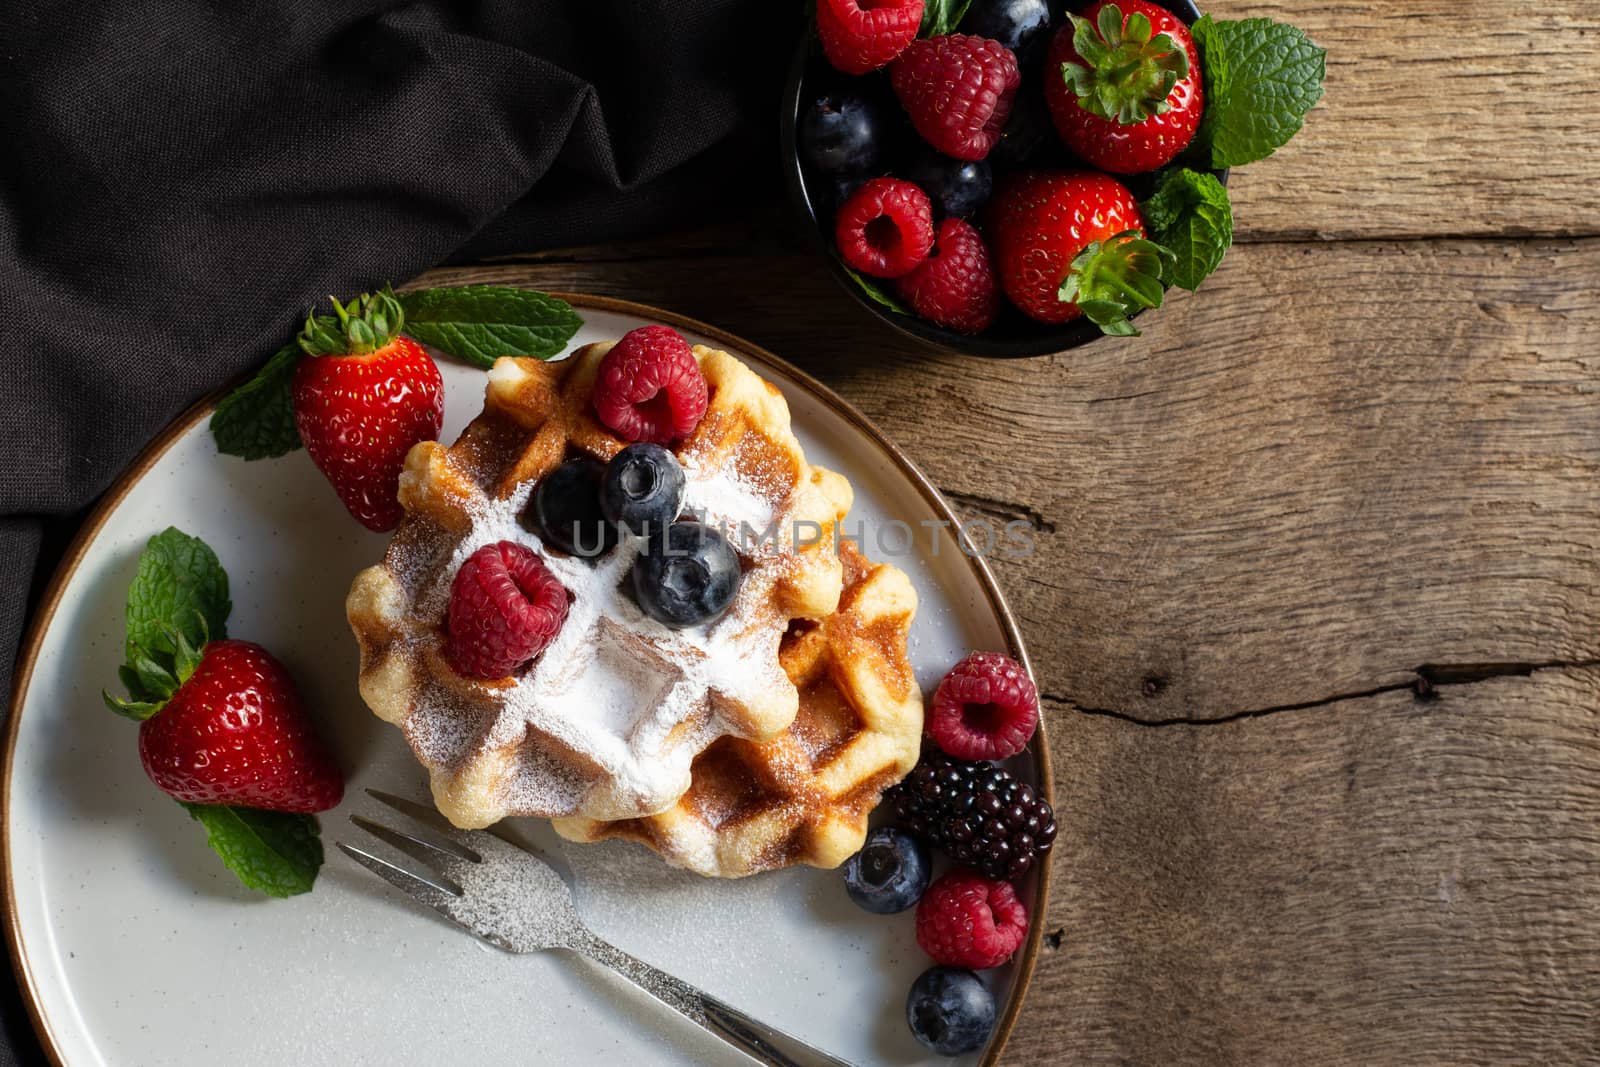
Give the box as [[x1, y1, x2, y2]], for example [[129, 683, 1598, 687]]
[[181, 804, 324, 898], [1141, 168, 1233, 291], [209, 342, 304, 460], [123, 528, 230, 673], [1058, 230, 1176, 337], [842, 266, 912, 316], [921, 0, 973, 38], [396, 285, 583, 368], [1191, 15, 1326, 168]]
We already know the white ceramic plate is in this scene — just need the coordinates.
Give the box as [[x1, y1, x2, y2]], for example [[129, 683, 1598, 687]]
[[5, 296, 1050, 1067]]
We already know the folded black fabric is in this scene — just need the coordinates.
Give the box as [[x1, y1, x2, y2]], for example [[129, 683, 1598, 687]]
[[0, 1, 793, 1059]]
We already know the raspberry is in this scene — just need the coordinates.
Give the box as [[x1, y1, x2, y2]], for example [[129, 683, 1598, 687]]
[[447, 541, 570, 679], [835, 177, 935, 279], [927, 651, 1038, 759], [889, 751, 1057, 881], [916, 867, 1029, 969], [593, 326, 709, 444], [894, 218, 1000, 334], [816, 0, 924, 76], [891, 35, 1021, 161]]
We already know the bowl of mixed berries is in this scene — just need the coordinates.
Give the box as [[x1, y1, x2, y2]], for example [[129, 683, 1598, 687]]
[[783, 0, 1325, 357]]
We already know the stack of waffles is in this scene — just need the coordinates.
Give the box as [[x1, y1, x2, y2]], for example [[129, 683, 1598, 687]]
[[346, 338, 922, 876]]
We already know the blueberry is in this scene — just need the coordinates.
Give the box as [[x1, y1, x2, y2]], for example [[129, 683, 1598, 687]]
[[990, 86, 1051, 167], [843, 827, 930, 914], [601, 443, 685, 537], [631, 521, 741, 629], [532, 457, 617, 558], [906, 968, 997, 1056], [903, 153, 992, 219], [961, 0, 1051, 64], [799, 93, 885, 175]]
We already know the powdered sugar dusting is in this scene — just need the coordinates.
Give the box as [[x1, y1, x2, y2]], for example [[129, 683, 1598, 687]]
[[388, 453, 799, 822]]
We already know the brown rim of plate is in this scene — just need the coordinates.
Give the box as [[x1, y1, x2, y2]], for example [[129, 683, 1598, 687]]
[[3, 290, 1055, 1067]]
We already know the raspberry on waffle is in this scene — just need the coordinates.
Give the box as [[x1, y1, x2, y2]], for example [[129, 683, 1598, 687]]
[[552, 542, 924, 878], [346, 340, 850, 829]]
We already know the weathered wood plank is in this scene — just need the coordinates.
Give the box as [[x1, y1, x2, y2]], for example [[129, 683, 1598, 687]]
[[416, 238, 1600, 721], [1204, 0, 1600, 240], [1009, 667, 1600, 1066]]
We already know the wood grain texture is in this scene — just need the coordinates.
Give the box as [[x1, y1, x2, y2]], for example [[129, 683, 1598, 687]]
[[1206, 0, 1600, 240], [416, 240, 1600, 722], [1009, 667, 1600, 1066]]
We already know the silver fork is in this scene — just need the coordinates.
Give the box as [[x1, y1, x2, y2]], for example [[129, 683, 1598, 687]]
[[339, 790, 857, 1067]]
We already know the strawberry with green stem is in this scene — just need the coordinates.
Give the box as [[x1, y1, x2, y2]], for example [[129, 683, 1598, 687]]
[[104, 527, 340, 897], [990, 170, 1173, 335], [291, 287, 444, 532], [1045, 0, 1203, 175]]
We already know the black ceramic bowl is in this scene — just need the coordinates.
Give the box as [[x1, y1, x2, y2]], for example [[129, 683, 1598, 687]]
[[781, 0, 1223, 358]]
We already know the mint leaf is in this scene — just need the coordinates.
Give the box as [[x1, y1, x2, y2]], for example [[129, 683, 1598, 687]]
[[181, 804, 323, 898], [397, 285, 582, 368], [1142, 168, 1233, 291], [210, 342, 303, 460], [842, 267, 912, 316], [923, 0, 972, 37], [124, 528, 230, 672], [1192, 16, 1325, 168]]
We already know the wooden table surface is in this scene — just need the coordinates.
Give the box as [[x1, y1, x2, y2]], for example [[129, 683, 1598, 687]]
[[421, 3, 1600, 1062]]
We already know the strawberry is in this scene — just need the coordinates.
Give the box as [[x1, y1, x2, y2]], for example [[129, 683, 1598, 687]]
[[130, 638, 344, 813], [292, 288, 444, 532], [989, 170, 1174, 335], [1045, 0, 1203, 175]]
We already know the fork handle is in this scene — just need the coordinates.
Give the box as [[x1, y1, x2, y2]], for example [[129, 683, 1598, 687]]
[[568, 930, 857, 1067]]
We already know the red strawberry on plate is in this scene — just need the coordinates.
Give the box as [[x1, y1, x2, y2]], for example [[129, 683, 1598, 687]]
[[891, 34, 1021, 161], [817, 0, 924, 75], [133, 639, 344, 813], [1045, 0, 1203, 175], [989, 169, 1174, 335], [292, 288, 444, 532]]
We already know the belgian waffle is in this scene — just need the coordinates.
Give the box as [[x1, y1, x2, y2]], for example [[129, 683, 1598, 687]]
[[551, 542, 923, 878], [346, 340, 849, 828]]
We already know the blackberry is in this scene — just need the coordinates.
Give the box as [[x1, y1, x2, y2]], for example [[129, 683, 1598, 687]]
[[888, 751, 1056, 881]]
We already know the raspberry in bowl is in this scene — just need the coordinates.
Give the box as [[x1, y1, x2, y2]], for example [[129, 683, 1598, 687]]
[[781, 0, 1238, 358]]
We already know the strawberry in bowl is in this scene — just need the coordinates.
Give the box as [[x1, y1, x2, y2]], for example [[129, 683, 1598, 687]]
[[781, 0, 1327, 356]]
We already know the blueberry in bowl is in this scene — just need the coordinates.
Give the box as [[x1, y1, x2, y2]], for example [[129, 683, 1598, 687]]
[[784, 0, 1325, 357]]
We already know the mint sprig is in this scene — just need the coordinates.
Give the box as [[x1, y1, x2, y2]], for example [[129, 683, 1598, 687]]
[[922, 0, 972, 38], [1191, 15, 1326, 168], [211, 285, 584, 460], [103, 528, 324, 898], [396, 285, 583, 368], [182, 804, 324, 899], [122, 527, 230, 676], [209, 342, 305, 460], [1141, 168, 1233, 291], [842, 266, 912, 317]]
